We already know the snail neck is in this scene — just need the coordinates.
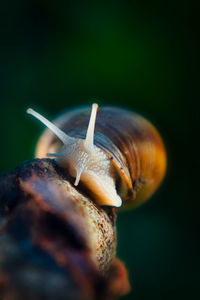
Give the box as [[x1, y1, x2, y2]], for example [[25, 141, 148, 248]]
[[57, 140, 122, 207]]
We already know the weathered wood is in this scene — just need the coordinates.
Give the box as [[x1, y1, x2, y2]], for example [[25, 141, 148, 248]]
[[0, 159, 130, 300]]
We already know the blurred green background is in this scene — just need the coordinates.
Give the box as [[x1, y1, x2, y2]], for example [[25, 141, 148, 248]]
[[0, 1, 199, 299]]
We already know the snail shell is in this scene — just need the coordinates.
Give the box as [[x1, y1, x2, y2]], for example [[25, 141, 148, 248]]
[[27, 104, 166, 208]]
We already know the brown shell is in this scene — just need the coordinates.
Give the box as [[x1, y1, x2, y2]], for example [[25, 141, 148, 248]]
[[36, 106, 167, 208]]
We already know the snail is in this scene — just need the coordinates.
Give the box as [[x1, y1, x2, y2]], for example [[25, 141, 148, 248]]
[[27, 103, 166, 208]]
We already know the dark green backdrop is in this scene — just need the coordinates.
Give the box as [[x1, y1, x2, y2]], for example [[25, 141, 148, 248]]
[[0, 1, 199, 299]]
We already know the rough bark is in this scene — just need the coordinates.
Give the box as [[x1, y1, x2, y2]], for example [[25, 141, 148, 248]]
[[0, 159, 130, 300]]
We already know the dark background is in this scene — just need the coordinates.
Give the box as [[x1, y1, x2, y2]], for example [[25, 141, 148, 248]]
[[0, 1, 199, 299]]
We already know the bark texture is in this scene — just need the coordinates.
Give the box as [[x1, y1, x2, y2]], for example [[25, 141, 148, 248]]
[[0, 159, 130, 300]]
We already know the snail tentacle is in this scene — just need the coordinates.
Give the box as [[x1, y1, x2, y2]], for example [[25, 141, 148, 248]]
[[84, 103, 98, 152], [27, 108, 74, 145], [46, 153, 61, 157], [27, 108, 89, 187]]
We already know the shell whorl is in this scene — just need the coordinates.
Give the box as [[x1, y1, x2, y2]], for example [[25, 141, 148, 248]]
[[32, 105, 166, 208]]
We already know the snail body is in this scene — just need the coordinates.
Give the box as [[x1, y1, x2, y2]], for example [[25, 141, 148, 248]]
[[27, 104, 166, 208]]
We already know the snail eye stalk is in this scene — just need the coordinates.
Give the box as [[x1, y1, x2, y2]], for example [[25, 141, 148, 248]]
[[84, 103, 98, 152], [27, 108, 74, 145]]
